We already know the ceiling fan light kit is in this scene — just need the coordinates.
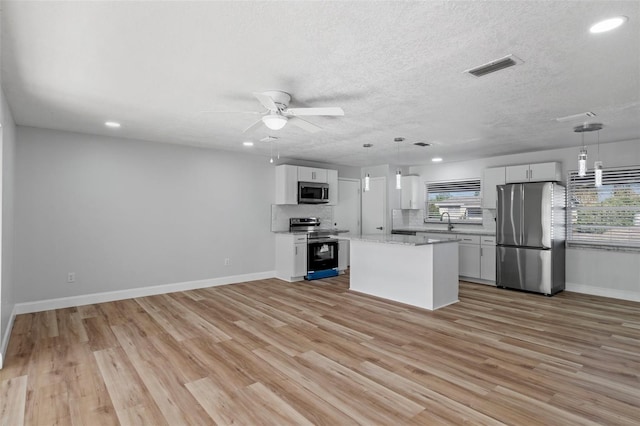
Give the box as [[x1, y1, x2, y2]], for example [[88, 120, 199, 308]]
[[262, 114, 288, 130]]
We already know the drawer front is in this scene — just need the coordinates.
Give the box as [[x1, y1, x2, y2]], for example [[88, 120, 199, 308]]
[[481, 236, 496, 246], [456, 234, 480, 244], [293, 235, 308, 243]]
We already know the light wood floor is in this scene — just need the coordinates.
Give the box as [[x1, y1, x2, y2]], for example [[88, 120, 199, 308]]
[[1, 275, 640, 425]]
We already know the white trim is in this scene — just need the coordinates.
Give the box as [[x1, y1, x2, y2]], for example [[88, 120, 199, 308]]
[[0, 304, 17, 369], [14, 271, 276, 315], [566, 283, 640, 302]]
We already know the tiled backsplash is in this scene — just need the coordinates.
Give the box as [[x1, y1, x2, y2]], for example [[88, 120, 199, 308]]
[[392, 208, 497, 232], [271, 205, 334, 232], [392, 209, 424, 228]]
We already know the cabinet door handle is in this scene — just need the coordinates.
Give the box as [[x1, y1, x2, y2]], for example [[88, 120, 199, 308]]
[[481, 247, 483, 257], [530, 169, 533, 180], [295, 246, 298, 255], [376, 226, 383, 230]]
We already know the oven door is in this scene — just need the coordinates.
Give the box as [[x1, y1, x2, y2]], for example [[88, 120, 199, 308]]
[[307, 239, 339, 272]]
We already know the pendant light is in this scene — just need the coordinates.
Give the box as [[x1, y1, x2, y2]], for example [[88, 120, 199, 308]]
[[395, 137, 404, 190], [362, 143, 373, 192], [594, 127, 603, 187], [577, 127, 587, 177], [573, 122, 603, 180]]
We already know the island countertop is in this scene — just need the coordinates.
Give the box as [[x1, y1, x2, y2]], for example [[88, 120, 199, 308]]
[[347, 233, 457, 246]]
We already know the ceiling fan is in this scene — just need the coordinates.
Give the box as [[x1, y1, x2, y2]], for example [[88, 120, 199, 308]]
[[206, 91, 344, 133]]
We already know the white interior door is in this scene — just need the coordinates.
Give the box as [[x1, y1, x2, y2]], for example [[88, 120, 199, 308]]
[[362, 177, 386, 235], [334, 178, 360, 234]]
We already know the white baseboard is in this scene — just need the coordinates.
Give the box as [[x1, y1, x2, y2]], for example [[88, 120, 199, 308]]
[[13, 271, 276, 315], [566, 283, 640, 302], [0, 305, 17, 369]]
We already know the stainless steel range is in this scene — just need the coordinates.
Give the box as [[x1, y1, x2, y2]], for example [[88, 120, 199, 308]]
[[289, 218, 339, 280]]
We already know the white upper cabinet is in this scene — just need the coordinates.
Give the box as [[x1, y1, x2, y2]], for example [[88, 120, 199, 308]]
[[505, 164, 530, 183], [481, 167, 506, 209], [505, 162, 562, 183], [275, 165, 298, 205], [298, 166, 328, 183], [327, 169, 338, 205], [275, 164, 338, 205], [401, 175, 422, 209]]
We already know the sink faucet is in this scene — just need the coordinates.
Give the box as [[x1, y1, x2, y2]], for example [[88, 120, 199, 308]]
[[440, 212, 454, 231]]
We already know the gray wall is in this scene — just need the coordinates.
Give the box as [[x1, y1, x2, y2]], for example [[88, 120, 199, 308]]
[[14, 126, 276, 303], [1, 86, 17, 364]]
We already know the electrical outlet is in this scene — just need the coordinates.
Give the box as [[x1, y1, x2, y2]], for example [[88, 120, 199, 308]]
[[67, 272, 76, 283], [224, 258, 231, 266]]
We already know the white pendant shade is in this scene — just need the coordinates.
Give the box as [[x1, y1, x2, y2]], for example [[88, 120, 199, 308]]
[[594, 161, 603, 187], [364, 174, 370, 192], [578, 148, 587, 177], [396, 171, 402, 189]]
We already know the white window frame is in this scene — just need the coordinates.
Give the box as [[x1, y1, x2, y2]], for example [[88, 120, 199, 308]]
[[424, 179, 482, 224], [567, 165, 640, 251]]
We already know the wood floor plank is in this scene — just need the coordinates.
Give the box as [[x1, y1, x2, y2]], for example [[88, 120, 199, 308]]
[[2, 278, 639, 425], [93, 347, 167, 425], [0, 375, 27, 426]]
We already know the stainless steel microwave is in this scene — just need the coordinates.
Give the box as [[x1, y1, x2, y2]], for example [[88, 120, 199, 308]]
[[298, 181, 329, 204]]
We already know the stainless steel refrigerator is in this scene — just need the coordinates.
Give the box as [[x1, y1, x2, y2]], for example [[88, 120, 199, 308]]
[[496, 182, 565, 295]]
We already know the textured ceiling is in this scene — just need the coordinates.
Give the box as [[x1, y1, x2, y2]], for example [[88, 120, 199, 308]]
[[2, 1, 639, 167]]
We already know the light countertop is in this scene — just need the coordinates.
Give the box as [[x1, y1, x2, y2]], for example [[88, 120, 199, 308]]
[[347, 234, 458, 246], [392, 227, 496, 236]]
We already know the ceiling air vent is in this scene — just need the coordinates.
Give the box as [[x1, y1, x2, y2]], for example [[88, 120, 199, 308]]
[[464, 54, 523, 77]]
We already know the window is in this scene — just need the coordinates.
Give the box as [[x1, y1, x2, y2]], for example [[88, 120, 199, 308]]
[[567, 166, 640, 250], [424, 179, 482, 223]]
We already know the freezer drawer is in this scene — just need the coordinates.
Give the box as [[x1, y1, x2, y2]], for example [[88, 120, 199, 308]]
[[496, 246, 563, 295]]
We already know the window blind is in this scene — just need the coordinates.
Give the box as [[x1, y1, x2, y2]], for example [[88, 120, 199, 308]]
[[425, 179, 482, 222], [567, 166, 640, 249]]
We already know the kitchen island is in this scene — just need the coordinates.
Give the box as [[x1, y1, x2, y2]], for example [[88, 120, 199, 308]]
[[349, 234, 459, 310]]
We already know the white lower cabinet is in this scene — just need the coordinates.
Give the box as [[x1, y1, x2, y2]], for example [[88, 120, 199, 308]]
[[480, 236, 496, 282], [275, 234, 307, 282], [410, 231, 496, 284], [457, 234, 481, 279]]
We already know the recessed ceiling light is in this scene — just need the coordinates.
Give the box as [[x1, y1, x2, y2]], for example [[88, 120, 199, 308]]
[[414, 142, 432, 147], [363, 143, 373, 148], [432, 157, 443, 163], [590, 16, 628, 33], [105, 121, 121, 128], [242, 141, 254, 147]]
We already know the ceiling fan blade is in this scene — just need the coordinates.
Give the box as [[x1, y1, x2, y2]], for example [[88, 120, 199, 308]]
[[286, 107, 344, 116], [288, 117, 322, 133], [243, 118, 264, 133], [253, 92, 278, 111]]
